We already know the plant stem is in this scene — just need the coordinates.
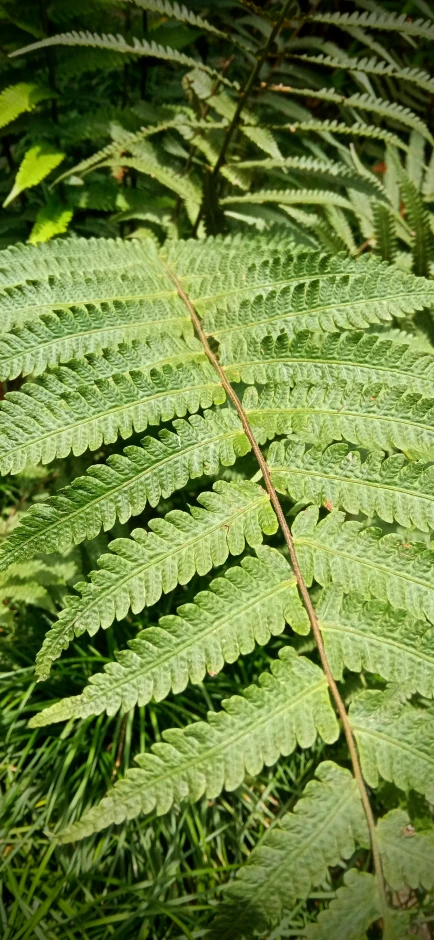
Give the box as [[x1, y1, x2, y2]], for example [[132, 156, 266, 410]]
[[191, 0, 294, 235], [165, 263, 389, 924]]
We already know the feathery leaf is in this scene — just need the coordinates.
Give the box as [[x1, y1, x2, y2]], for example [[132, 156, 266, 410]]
[[59, 648, 339, 841], [35, 480, 277, 679], [292, 507, 434, 625], [30, 547, 307, 724]]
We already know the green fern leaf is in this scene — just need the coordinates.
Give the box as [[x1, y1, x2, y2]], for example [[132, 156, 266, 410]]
[[373, 203, 397, 264], [292, 507, 434, 625], [318, 588, 434, 697], [222, 189, 361, 215], [245, 381, 434, 461], [30, 546, 307, 724], [311, 11, 434, 42], [378, 809, 434, 891], [284, 119, 408, 151], [230, 155, 387, 200], [209, 761, 368, 940], [35, 480, 277, 679], [304, 870, 381, 940], [280, 87, 433, 145], [0, 83, 54, 129], [124, 0, 228, 39], [224, 330, 434, 396], [29, 201, 73, 246], [350, 690, 434, 803], [0, 410, 248, 568], [0, 353, 223, 474], [199, 252, 434, 345], [268, 439, 434, 530], [3, 145, 65, 208], [390, 150, 433, 277], [291, 53, 434, 97], [58, 648, 339, 841], [9, 31, 238, 89], [0, 236, 157, 290]]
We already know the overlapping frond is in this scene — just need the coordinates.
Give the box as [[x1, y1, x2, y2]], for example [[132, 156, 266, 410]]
[[291, 53, 434, 96], [279, 87, 433, 144], [209, 762, 368, 940], [223, 329, 434, 396], [350, 690, 434, 803], [0, 357, 224, 474], [0, 410, 248, 568], [311, 10, 434, 42], [198, 251, 434, 345], [292, 507, 434, 625], [35, 480, 277, 680], [304, 870, 382, 940], [10, 32, 238, 89], [378, 809, 434, 891], [30, 547, 308, 724], [59, 648, 339, 841], [284, 119, 408, 151], [245, 381, 434, 461], [268, 439, 434, 530], [318, 588, 434, 697]]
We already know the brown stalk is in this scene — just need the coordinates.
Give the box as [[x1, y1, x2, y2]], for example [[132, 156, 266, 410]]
[[164, 262, 388, 919]]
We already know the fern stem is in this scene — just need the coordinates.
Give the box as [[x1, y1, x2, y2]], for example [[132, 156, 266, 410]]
[[191, 0, 294, 236], [165, 262, 389, 926]]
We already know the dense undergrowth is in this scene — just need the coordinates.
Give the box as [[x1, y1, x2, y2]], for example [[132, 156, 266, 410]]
[[2, 1, 434, 937]]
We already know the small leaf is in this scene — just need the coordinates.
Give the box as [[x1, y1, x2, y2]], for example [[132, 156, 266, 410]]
[[3, 145, 65, 207], [29, 200, 73, 245]]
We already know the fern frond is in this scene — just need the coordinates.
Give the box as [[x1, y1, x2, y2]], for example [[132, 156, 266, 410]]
[[292, 506, 434, 625], [0, 237, 156, 290], [311, 10, 434, 42], [185, 69, 281, 159], [268, 439, 434, 531], [124, 0, 227, 40], [30, 547, 308, 724], [105, 154, 201, 223], [351, 690, 434, 803], [283, 119, 408, 151], [0, 83, 54, 129], [290, 53, 434, 97], [58, 648, 339, 841], [304, 869, 382, 940], [35, 480, 277, 679], [223, 330, 434, 397], [29, 202, 73, 246], [3, 145, 65, 208], [378, 809, 434, 891], [222, 189, 362, 214], [246, 381, 434, 462], [231, 155, 387, 199], [0, 302, 192, 378], [390, 150, 433, 277], [199, 252, 434, 344], [318, 587, 434, 697], [9, 32, 238, 89], [373, 203, 397, 264], [0, 357, 224, 474], [209, 761, 368, 940], [0, 410, 248, 568], [283, 87, 433, 145]]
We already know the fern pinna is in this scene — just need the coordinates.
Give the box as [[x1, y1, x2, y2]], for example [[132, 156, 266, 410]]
[[0, 231, 433, 937]]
